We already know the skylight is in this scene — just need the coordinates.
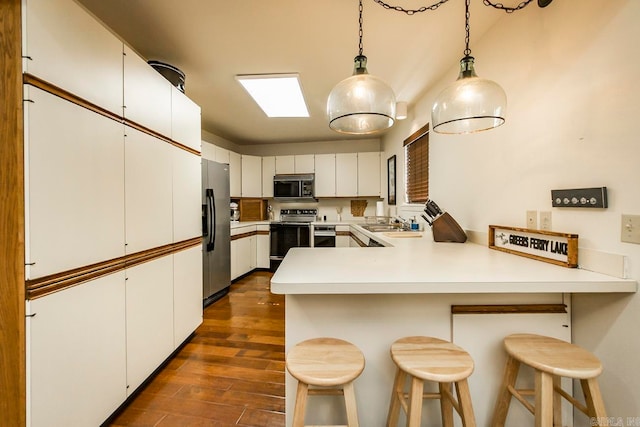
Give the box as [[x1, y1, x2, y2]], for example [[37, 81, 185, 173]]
[[236, 73, 309, 118]]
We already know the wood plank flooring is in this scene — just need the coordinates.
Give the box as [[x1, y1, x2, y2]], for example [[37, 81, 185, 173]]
[[106, 271, 285, 427]]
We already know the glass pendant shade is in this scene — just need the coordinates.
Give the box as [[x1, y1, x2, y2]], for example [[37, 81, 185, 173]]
[[328, 55, 396, 135], [432, 56, 506, 134]]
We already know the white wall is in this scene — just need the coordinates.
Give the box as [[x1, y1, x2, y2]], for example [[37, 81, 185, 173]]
[[381, 1, 640, 423]]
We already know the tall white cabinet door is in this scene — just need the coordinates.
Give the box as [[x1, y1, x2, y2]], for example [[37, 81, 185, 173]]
[[229, 151, 242, 198], [25, 87, 125, 279], [262, 156, 275, 197], [23, 0, 124, 114], [294, 154, 315, 173], [241, 155, 263, 197], [336, 153, 358, 197], [123, 45, 172, 137], [171, 86, 201, 152], [173, 149, 202, 242], [173, 246, 203, 347], [357, 152, 381, 196], [125, 126, 173, 254], [314, 154, 336, 197], [28, 272, 126, 427], [125, 256, 174, 395]]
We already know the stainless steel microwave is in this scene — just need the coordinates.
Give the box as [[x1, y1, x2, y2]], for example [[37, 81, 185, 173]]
[[273, 174, 315, 202]]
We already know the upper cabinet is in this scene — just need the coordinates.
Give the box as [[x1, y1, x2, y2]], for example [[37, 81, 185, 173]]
[[357, 152, 381, 197], [24, 86, 125, 280], [229, 151, 242, 198], [172, 150, 202, 242], [23, 0, 124, 115], [262, 156, 276, 198], [336, 153, 358, 197], [295, 155, 315, 173], [171, 86, 201, 152], [314, 154, 336, 197], [275, 155, 295, 174], [241, 155, 262, 198], [123, 45, 172, 137]]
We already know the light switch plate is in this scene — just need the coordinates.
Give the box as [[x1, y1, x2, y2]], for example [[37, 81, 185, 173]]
[[526, 210, 537, 229], [539, 211, 552, 231], [621, 214, 640, 244]]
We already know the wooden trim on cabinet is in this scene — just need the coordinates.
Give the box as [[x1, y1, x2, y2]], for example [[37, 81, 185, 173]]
[[26, 237, 202, 300], [0, 0, 27, 424], [257, 230, 270, 236], [231, 231, 257, 241], [451, 304, 568, 315], [336, 231, 350, 237], [349, 232, 368, 247], [23, 73, 200, 156]]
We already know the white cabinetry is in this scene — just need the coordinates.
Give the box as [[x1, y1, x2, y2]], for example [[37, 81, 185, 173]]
[[27, 273, 126, 427], [229, 151, 242, 198], [452, 311, 571, 427], [262, 156, 275, 197], [257, 225, 270, 269], [314, 154, 336, 197], [241, 155, 263, 197], [357, 152, 381, 196], [336, 225, 350, 247], [124, 126, 174, 254], [23, 0, 124, 114], [173, 150, 202, 242], [25, 86, 125, 279], [295, 154, 315, 173], [275, 155, 295, 174], [214, 145, 230, 164], [123, 45, 172, 137], [232, 234, 254, 280], [173, 246, 203, 346], [125, 256, 174, 395], [171, 86, 201, 151], [336, 153, 358, 197]]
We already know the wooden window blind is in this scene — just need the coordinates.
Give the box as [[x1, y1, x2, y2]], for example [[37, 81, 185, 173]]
[[404, 123, 429, 204]]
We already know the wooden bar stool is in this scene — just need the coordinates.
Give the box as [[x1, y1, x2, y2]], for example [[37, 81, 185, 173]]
[[387, 336, 476, 427], [286, 337, 365, 427], [491, 333, 607, 427]]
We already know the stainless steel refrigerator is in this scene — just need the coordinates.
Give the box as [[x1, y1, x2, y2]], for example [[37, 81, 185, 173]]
[[202, 159, 231, 306]]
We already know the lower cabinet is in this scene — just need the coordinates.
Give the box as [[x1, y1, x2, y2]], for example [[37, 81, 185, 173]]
[[231, 224, 270, 280], [27, 273, 127, 427], [27, 249, 203, 426], [125, 256, 174, 396]]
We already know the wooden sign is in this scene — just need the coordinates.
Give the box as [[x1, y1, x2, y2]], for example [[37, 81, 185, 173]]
[[488, 225, 578, 268]]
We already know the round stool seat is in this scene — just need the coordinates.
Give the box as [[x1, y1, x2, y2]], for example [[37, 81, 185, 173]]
[[286, 337, 365, 387], [390, 336, 474, 383], [504, 333, 602, 379]]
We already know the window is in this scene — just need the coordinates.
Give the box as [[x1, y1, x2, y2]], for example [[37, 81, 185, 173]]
[[404, 122, 429, 204]]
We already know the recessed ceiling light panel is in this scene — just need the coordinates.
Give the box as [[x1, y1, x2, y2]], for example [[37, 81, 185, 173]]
[[236, 73, 309, 118]]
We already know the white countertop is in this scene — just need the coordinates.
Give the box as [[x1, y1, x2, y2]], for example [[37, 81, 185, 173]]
[[271, 226, 637, 295]]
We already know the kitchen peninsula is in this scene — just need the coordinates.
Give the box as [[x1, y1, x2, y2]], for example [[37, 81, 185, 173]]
[[271, 225, 637, 426]]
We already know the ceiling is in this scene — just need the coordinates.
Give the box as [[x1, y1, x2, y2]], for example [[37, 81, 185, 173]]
[[76, 0, 507, 145]]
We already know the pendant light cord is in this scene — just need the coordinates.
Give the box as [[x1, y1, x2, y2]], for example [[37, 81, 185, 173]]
[[358, 0, 364, 56], [464, 0, 471, 57]]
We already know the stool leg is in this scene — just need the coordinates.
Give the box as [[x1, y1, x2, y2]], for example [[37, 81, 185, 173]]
[[439, 382, 454, 427], [581, 378, 607, 420], [407, 376, 424, 427], [535, 370, 554, 427], [456, 378, 476, 427], [343, 381, 360, 427], [552, 375, 562, 427], [491, 354, 521, 427], [387, 367, 406, 427], [292, 381, 308, 427]]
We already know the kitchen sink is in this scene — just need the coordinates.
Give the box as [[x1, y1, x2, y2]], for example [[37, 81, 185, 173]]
[[360, 224, 418, 232]]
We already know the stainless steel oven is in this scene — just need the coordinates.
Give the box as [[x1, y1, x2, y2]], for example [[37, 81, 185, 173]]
[[313, 225, 336, 247], [269, 209, 316, 271]]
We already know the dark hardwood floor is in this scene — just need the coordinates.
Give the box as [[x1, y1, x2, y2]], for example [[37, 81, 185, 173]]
[[107, 270, 285, 427]]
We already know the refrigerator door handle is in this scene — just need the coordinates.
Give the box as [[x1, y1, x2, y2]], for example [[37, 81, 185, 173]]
[[202, 202, 209, 237], [206, 188, 216, 252]]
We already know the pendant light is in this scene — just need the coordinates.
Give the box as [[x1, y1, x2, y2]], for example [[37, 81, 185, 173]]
[[431, 0, 507, 134], [327, 0, 396, 135]]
